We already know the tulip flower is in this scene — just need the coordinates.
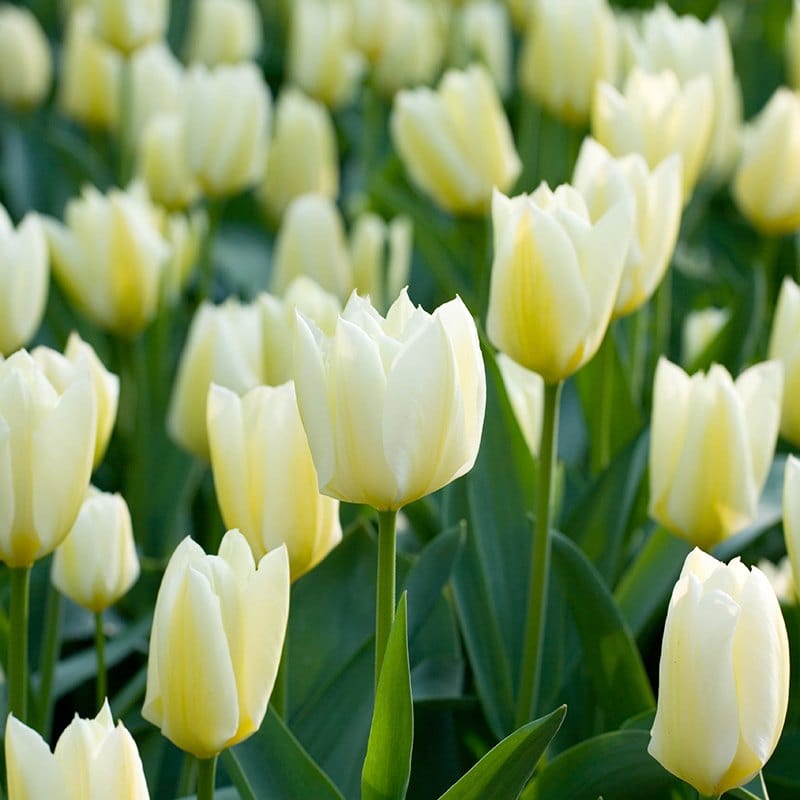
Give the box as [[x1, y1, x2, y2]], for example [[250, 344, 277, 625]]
[[649, 358, 782, 550], [142, 531, 290, 758], [391, 65, 521, 216], [769, 278, 800, 446], [185, 0, 262, 66], [649, 548, 789, 796], [161, 209, 206, 305], [0, 4, 52, 110], [90, 0, 168, 54], [497, 353, 543, 458], [6, 701, 150, 799], [782, 455, 800, 602], [682, 306, 730, 366], [732, 88, 800, 235], [348, 0, 390, 61], [208, 382, 342, 581], [787, 1, 800, 90], [127, 42, 183, 141], [0, 205, 48, 356], [486, 184, 634, 384]]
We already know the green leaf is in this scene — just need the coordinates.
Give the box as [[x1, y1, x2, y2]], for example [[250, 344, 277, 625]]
[[362, 594, 414, 800], [177, 789, 239, 800], [438, 705, 566, 800], [222, 708, 344, 800]]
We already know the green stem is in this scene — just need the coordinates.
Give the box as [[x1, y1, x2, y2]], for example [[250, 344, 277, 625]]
[[177, 754, 196, 797], [37, 581, 62, 736], [197, 200, 225, 305], [271, 628, 288, 720], [696, 793, 720, 800], [9, 565, 31, 723], [94, 611, 107, 709], [117, 55, 134, 186], [592, 331, 615, 474], [516, 381, 562, 727], [375, 509, 398, 691], [196, 755, 218, 800], [630, 301, 651, 406]]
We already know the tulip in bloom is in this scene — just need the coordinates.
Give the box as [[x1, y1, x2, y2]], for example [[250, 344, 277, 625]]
[[294, 289, 486, 510], [208, 382, 342, 580], [6, 701, 150, 799], [90, 0, 168, 54], [51, 488, 139, 612], [391, 65, 521, 215], [732, 88, 800, 235], [769, 278, 800, 446], [0, 205, 48, 355], [497, 353, 543, 458], [127, 42, 183, 141], [649, 548, 789, 796], [782, 455, 800, 601], [143, 531, 290, 758], [0, 4, 52, 110], [649, 358, 782, 550], [185, 0, 262, 66], [682, 306, 730, 366], [486, 184, 634, 383]]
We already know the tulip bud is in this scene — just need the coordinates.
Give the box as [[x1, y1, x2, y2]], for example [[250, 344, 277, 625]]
[[181, 62, 271, 197], [0, 4, 52, 110], [649, 548, 789, 796], [0, 350, 96, 567], [257, 89, 339, 221], [161, 209, 206, 305], [391, 65, 521, 215], [592, 67, 714, 201], [348, 0, 390, 61], [32, 332, 119, 469], [294, 289, 486, 510], [649, 358, 782, 550], [783, 455, 800, 601], [682, 306, 730, 366], [572, 138, 682, 318], [787, 1, 800, 89], [732, 88, 800, 235], [46, 184, 171, 336], [487, 184, 634, 383], [6, 701, 150, 799], [90, 0, 168, 54], [208, 382, 342, 581], [185, 0, 261, 66], [143, 531, 289, 758], [497, 353, 543, 458], [168, 298, 263, 460], [128, 42, 183, 142], [519, 0, 617, 124], [51, 488, 139, 612], [757, 557, 795, 605], [0, 205, 48, 355], [768, 277, 800, 445]]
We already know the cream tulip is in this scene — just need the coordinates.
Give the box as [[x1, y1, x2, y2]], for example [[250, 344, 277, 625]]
[[185, 0, 262, 66], [0, 205, 48, 355], [649, 358, 782, 550], [90, 0, 168, 54], [572, 138, 682, 317], [0, 4, 52, 110], [142, 531, 290, 758], [348, 0, 391, 61], [161, 209, 206, 305], [732, 88, 800, 235], [682, 306, 730, 366], [293, 289, 486, 510], [497, 353, 543, 458], [768, 277, 800, 445], [649, 548, 789, 796], [128, 42, 183, 141], [782, 455, 800, 601], [6, 701, 150, 799], [208, 382, 342, 580], [0, 350, 96, 567], [51, 488, 139, 612], [486, 184, 634, 383], [391, 65, 521, 215]]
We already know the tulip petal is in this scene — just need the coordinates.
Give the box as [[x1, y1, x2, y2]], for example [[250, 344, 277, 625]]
[[5, 715, 65, 800], [784, 455, 800, 602], [92, 724, 150, 800]]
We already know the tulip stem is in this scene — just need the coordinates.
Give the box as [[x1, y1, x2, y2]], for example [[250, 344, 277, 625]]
[[117, 55, 134, 186], [9, 565, 31, 723], [592, 331, 615, 474], [37, 582, 62, 736], [95, 611, 107, 709], [375, 509, 398, 691], [516, 381, 562, 727], [197, 199, 225, 305], [197, 755, 217, 800]]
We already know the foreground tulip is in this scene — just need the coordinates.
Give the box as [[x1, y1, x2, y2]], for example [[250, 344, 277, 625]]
[[769, 278, 800, 446], [649, 548, 789, 796], [649, 358, 782, 550], [208, 382, 342, 581], [185, 0, 262, 66], [0, 4, 52, 110], [782, 455, 800, 602], [143, 531, 290, 759], [487, 184, 633, 383], [90, 0, 168, 54], [6, 701, 150, 799], [391, 65, 521, 215]]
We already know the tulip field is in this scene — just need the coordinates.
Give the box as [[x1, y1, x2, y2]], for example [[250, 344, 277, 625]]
[[4, 0, 800, 798]]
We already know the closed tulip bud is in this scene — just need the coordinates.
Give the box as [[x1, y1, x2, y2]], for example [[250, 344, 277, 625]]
[[288, 0, 364, 108], [348, 0, 390, 61], [182, 62, 271, 197], [788, 1, 800, 89], [208, 382, 342, 581], [0, 5, 52, 110], [128, 42, 183, 142], [258, 89, 339, 221], [6, 701, 150, 799], [51, 488, 139, 611], [783, 455, 800, 601], [682, 306, 730, 366], [90, 0, 168, 54], [497, 353, 543, 458], [294, 289, 486, 510], [733, 88, 800, 235], [487, 184, 634, 383], [143, 531, 290, 758], [592, 68, 714, 201], [649, 358, 782, 550], [0, 350, 96, 567], [573, 138, 682, 317], [649, 548, 789, 796], [161, 209, 206, 305], [769, 278, 800, 445], [168, 298, 263, 459], [391, 65, 521, 215], [185, 0, 261, 66], [0, 205, 48, 355], [46, 184, 171, 336], [32, 332, 119, 468]]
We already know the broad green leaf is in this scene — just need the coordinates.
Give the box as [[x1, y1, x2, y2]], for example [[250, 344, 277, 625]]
[[438, 705, 566, 800], [178, 789, 239, 800], [362, 594, 413, 800]]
